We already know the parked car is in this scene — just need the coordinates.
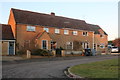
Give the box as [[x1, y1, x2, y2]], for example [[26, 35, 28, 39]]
[[84, 48, 92, 56], [111, 47, 119, 53]]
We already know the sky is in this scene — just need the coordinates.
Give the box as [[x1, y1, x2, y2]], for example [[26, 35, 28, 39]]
[[0, 0, 119, 41]]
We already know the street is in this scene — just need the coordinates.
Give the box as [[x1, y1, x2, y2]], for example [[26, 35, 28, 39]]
[[2, 55, 118, 78]]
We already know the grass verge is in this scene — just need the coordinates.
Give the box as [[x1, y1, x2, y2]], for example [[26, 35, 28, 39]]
[[70, 58, 118, 78]]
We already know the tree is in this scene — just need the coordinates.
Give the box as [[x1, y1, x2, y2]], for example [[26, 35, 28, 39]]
[[108, 40, 114, 46], [112, 38, 120, 47]]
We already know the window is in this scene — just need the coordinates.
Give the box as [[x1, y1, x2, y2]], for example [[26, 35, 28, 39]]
[[27, 26, 35, 31], [73, 31, 78, 35], [82, 32, 88, 36], [55, 29, 60, 34], [82, 42, 89, 49], [66, 42, 73, 50], [42, 40, 47, 49], [100, 34, 104, 38], [51, 41, 57, 50], [100, 44, 105, 49], [44, 28, 49, 32], [64, 30, 69, 35]]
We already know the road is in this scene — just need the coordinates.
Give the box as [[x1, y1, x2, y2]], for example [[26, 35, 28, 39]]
[[2, 55, 118, 78]]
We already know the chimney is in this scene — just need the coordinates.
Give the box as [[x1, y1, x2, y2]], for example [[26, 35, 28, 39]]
[[51, 12, 55, 16]]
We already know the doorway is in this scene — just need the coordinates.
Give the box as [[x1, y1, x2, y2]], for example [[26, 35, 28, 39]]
[[9, 42, 14, 55]]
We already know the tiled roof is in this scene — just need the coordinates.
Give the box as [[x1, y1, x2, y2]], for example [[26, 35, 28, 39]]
[[11, 8, 107, 35], [87, 24, 107, 35], [1, 24, 15, 40], [11, 8, 91, 30], [35, 31, 46, 39]]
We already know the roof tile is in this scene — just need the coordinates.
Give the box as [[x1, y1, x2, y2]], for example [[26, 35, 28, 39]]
[[1, 24, 15, 40], [11, 8, 107, 35]]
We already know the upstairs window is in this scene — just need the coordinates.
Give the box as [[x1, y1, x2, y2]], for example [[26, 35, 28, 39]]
[[64, 30, 69, 35], [55, 29, 60, 34], [82, 32, 88, 36], [44, 28, 49, 32], [73, 31, 78, 35], [100, 34, 104, 38], [27, 26, 35, 31]]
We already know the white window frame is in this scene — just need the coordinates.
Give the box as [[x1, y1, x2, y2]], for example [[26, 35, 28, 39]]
[[41, 40, 48, 49], [51, 41, 57, 50], [64, 30, 69, 35], [100, 34, 104, 38], [43, 28, 49, 32], [82, 32, 88, 36], [27, 26, 36, 31], [66, 42, 73, 50], [100, 44, 105, 49], [82, 42, 89, 49], [55, 29, 60, 34], [73, 31, 78, 35]]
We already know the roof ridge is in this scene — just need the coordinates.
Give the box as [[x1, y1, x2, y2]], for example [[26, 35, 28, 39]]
[[11, 8, 49, 16], [10, 8, 107, 35]]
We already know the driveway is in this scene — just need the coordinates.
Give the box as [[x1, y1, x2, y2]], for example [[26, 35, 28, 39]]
[[2, 55, 118, 78]]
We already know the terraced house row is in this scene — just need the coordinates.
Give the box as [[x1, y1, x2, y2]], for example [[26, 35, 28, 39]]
[[1, 8, 108, 55]]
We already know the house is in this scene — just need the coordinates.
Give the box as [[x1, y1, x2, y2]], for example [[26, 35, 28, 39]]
[[0, 24, 15, 55], [8, 8, 108, 54], [87, 24, 108, 53]]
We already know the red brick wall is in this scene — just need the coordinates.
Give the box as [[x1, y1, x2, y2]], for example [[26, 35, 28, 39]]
[[36, 32, 51, 50], [9, 20, 108, 53], [15, 24, 94, 51], [8, 9, 108, 53], [94, 34, 108, 52], [8, 9, 16, 38]]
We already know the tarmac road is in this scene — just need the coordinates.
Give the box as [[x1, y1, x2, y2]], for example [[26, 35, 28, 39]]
[[2, 55, 118, 78]]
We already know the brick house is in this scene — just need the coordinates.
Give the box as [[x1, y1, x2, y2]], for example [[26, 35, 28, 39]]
[[8, 8, 108, 54], [0, 24, 15, 55], [87, 24, 108, 53]]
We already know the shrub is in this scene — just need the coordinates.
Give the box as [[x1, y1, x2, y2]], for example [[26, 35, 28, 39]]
[[59, 47, 64, 50], [31, 49, 53, 56], [16, 50, 25, 55]]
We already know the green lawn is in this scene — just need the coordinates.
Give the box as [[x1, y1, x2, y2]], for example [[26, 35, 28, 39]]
[[70, 58, 119, 78]]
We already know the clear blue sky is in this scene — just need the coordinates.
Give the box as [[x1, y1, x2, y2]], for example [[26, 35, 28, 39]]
[[0, 1, 118, 41]]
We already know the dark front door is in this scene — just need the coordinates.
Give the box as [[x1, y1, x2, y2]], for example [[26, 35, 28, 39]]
[[9, 42, 14, 55], [56, 49, 61, 57]]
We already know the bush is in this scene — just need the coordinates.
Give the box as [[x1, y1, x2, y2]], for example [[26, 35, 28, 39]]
[[59, 47, 64, 50], [16, 50, 25, 55], [31, 49, 53, 56]]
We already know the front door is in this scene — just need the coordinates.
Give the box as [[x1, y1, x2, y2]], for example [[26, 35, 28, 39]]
[[9, 42, 14, 55], [56, 49, 61, 57]]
